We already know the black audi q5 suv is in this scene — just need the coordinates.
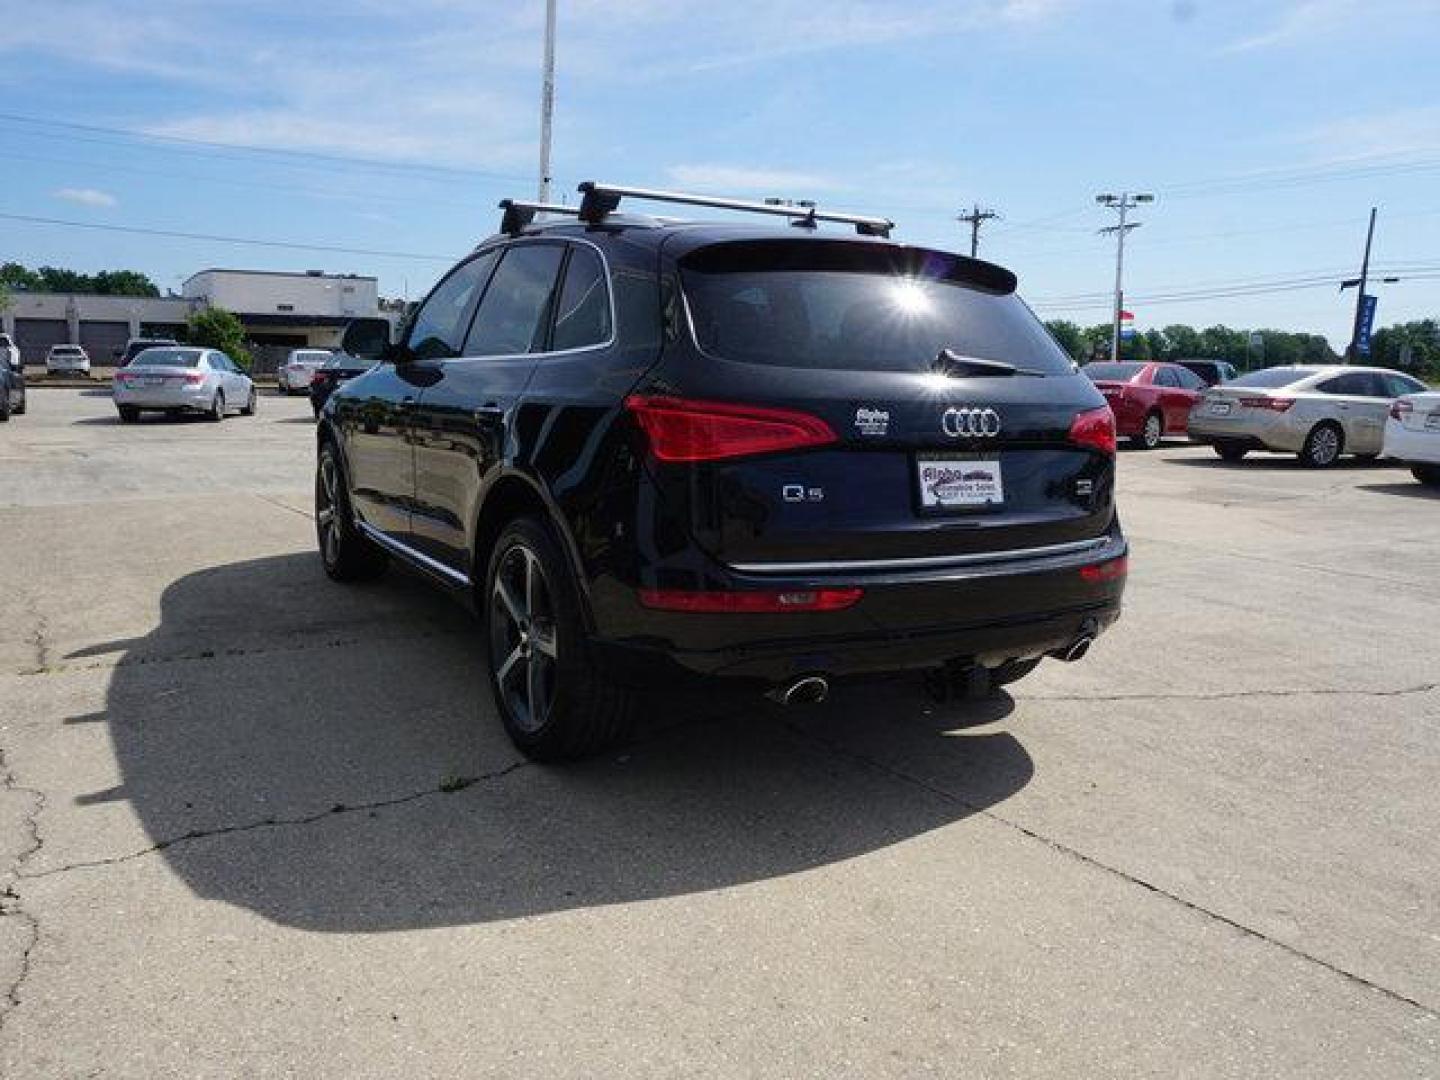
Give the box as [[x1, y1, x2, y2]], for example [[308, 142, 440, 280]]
[[317, 182, 1126, 760]]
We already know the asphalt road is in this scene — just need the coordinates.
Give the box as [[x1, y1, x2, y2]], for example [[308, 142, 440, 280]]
[[1, 389, 1437, 1078]]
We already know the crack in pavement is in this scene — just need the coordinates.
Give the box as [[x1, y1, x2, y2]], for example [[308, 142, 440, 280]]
[[11, 626, 468, 678], [252, 492, 314, 522], [777, 718, 1440, 1024], [1019, 682, 1439, 704], [0, 746, 47, 1035], [15, 705, 741, 883], [20, 759, 533, 882]]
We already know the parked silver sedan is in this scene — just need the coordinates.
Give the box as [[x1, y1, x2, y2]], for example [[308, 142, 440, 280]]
[[1188, 365, 1429, 466], [112, 347, 257, 423]]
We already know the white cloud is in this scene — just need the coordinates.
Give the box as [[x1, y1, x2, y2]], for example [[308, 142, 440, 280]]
[[665, 164, 840, 194], [52, 187, 116, 208], [1217, 0, 1435, 53]]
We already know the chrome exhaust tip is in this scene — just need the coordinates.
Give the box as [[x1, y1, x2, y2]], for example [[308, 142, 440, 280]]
[[767, 675, 831, 706], [1054, 635, 1094, 663]]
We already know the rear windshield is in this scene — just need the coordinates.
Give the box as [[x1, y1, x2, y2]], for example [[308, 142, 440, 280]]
[[680, 241, 1074, 375], [131, 349, 201, 368], [54, 346, 84, 354], [1228, 367, 1320, 389], [1083, 362, 1143, 382]]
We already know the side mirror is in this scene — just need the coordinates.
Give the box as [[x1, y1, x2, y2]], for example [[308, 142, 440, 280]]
[[341, 318, 396, 363]]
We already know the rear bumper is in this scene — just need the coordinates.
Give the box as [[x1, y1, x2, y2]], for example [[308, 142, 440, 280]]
[[1383, 421, 1440, 466], [590, 528, 1127, 685], [114, 385, 213, 410], [1188, 411, 1305, 452]]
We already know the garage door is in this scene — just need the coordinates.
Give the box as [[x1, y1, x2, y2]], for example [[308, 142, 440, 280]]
[[80, 320, 131, 364], [13, 319, 68, 364]]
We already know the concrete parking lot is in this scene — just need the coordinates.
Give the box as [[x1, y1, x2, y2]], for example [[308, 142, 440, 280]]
[[1, 388, 1437, 1077]]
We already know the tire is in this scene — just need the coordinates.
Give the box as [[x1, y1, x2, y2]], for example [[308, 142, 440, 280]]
[[209, 391, 225, 422], [1215, 443, 1248, 463], [240, 387, 257, 416], [1412, 465, 1440, 488], [117, 405, 139, 423], [1299, 422, 1343, 467], [12, 390, 24, 416], [0, 390, 10, 422], [484, 515, 633, 761], [1130, 411, 1163, 450], [315, 441, 388, 582]]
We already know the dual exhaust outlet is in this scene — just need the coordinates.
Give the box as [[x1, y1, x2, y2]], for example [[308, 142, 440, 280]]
[[765, 628, 1096, 707]]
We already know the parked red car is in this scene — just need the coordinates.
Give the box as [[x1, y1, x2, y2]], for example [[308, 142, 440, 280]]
[[1082, 361, 1207, 449]]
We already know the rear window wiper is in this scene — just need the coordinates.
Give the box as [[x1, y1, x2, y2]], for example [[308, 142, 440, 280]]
[[933, 349, 1046, 378]]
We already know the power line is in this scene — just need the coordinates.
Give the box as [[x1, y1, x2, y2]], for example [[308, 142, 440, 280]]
[[0, 112, 534, 185], [0, 211, 458, 263]]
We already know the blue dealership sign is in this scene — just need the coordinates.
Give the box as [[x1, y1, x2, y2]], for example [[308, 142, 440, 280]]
[[1356, 294, 1378, 356]]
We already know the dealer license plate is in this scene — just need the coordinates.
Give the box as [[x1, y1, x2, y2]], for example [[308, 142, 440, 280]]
[[916, 456, 1004, 510]]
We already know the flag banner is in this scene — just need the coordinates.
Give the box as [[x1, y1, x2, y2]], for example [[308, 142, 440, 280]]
[[1357, 294, 1378, 356]]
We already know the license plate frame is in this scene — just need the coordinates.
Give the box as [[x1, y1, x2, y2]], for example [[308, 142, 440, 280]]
[[915, 454, 1004, 513], [1207, 400, 1233, 416]]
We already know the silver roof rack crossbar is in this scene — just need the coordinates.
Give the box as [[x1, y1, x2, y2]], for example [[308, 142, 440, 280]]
[[576, 181, 893, 238], [498, 199, 582, 235]]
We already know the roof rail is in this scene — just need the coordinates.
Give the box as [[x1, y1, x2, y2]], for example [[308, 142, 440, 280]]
[[498, 198, 582, 235], [576, 181, 894, 238]]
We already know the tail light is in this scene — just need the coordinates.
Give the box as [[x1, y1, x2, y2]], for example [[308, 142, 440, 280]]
[[311, 371, 327, 386], [1069, 406, 1117, 455], [1390, 400, 1412, 421], [1240, 396, 1294, 412], [639, 587, 863, 613], [625, 395, 837, 462], [113, 371, 131, 384], [184, 373, 204, 386], [1080, 555, 1128, 583]]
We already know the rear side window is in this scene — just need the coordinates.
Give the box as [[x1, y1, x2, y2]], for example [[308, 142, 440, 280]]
[[680, 240, 1073, 375], [1172, 366, 1206, 390], [464, 244, 565, 357], [549, 245, 612, 351], [1154, 367, 1180, 388], [1380, 372, 1426, 397], [1318, 373, 1374, 396], [1230, 367, 1319, 389]]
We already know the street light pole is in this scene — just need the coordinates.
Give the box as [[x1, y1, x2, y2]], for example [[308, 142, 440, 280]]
[[537, 0, 557, 203], [1345, 206, 1377, 363], [1097, 192, 1154, 364]]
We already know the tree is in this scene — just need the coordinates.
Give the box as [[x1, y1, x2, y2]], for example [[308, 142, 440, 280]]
[[1043, 319, 1086, 361], [91, 270, 160, 297], [187, 307, 253, 370], [0, 262, 42, 291], [1371, 319, 1439, 378], [0, 262, 158, 296]]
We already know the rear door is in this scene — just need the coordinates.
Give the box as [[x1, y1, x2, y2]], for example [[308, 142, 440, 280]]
[[1315, 372, 1380, 453], [643, 238, 1113, 570], [409, 242, 565, 572]]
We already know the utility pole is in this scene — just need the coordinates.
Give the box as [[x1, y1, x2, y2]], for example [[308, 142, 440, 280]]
[[957, 204, 1000, 258], [537, 0, 557, 203], [1096, 192, 1154, 363]]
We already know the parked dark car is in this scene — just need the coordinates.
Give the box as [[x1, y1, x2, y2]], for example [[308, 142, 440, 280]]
[[308, 352, 374, 418], [316, 183, 1127, 760], [116, 337, 180, 368], [0, 338, 26, 421], [1175, 359, 1238, 387]]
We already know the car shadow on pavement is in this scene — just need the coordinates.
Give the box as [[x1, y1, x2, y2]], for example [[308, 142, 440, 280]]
[[86, 553, 1032, 932], [1357, 481, 1440, 499], [1163, 455, 1398, 470]]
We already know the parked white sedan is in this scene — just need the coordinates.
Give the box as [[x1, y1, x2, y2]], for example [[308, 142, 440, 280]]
[[1383, 392, 1440, 487], [112, 347, 257, 422], [277, 348, 332, 393]]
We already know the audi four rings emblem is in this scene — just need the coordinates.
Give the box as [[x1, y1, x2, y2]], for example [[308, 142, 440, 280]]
[[941, 406, 1002, 438]]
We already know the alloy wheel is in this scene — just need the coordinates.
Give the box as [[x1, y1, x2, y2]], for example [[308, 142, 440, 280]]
[[316, 455, 342, 567], [1310, 426, 1340, 466], [1143, 413, 1162, 449], [489, 543, 559, 734]]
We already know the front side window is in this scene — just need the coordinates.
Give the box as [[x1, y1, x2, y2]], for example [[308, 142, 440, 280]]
[[406, 251, 499, 361], [463, 244, 565, 357], [1380, 372, 1425, 397], [1172, 366, 1206, 390], [550, 245, 612, 351]]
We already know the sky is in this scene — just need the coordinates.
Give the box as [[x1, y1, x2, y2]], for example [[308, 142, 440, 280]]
[[1, 0, 1437, 350]]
